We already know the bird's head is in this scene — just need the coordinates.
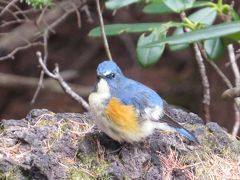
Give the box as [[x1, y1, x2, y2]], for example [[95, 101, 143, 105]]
[[96, 61, 125, 93]]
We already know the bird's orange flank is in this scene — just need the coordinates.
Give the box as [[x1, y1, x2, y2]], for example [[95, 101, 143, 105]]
[[105, 97, 139, 133]]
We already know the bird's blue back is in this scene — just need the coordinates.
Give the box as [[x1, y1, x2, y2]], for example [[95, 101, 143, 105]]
[[114, 78, 163, 110]]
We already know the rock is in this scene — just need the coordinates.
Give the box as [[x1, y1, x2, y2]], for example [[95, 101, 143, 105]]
[[0, 108, 239, 179]]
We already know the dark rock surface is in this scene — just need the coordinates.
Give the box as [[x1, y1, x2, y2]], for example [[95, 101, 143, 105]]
[[0, 108, 239, 179]]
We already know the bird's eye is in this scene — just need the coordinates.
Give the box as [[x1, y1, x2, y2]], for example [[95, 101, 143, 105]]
[[97, 76, 100, 81], [110, 73, 115, 78], [106, 73, 115, 79]]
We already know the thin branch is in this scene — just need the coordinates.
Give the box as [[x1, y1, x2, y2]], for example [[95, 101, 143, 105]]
[[0, 42, 43, 61], [0, 0, 92, 61], [36, 51, 90, 111], [227, 44, 240, 136], [0, 19, 30, 28], [31, 31, 49, 104], [197, 43, 233, 89], [232, 104, 240, 137], [0, 6, 21, 20], [95, 0, 113, 60], [69, 1, 81, 28], [228, 45, 240, 87], [193, 43, 211, 122], [222, 87, 240, 99], [82, 0, 93, 23], [36, 6, 48, 25], [0, 0, 18, 17], [0, 72, 90, 95], [207, 61, 233, 89], [180, 12, 211, 122]]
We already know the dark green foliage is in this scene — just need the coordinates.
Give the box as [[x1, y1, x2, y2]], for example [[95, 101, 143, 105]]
[[24, 0, 53, 9], [89, 0, 240, 67]]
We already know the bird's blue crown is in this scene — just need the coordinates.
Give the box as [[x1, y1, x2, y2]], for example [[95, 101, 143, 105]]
[[97, 61, 123, 77]]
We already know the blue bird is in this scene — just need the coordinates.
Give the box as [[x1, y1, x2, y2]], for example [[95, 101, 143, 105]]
[[88, 61, 199, 144]]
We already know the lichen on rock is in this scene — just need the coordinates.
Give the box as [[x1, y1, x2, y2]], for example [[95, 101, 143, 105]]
[[0, 107, 239, 179]]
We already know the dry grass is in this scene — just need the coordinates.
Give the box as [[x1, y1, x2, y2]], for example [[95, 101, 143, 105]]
[[192, 150, 240, 180], [158, 149, 195, 180], [0, 112, 94, 164], [159, 147, 240, 180]]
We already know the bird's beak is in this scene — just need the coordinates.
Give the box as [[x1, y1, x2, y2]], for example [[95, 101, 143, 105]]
[[92, 75, 104, 92], [97, 75, 104, 81], [93, 81, 98, 92]]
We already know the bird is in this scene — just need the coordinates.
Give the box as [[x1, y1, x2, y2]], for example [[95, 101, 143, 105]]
[[88, 60, 199, 144]]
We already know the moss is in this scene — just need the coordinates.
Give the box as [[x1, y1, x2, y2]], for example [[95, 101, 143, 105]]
[[37, 119, 56, 126], [180, 127, 240, 179], [0, 167, 28, 180], [68, 154, 110, 180]]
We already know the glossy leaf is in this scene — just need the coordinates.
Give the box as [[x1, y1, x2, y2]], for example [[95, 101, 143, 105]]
[[89, 22, 180, 37], [146, 21, 240, 46], [224, 32, 240, 41], [105, 0, 139, 10], [169, 28, 189, 51], [163, 0, 195, 13], [204, 38, 224, 60], [169, 7, 217, 51], [231, 9, 240, 21], [188, 7, 217, 25], [137, 30, 166, 67], [143, 1, 210, 14], [143, 1, 173, 14]]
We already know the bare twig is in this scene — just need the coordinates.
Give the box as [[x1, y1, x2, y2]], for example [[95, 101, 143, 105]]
[[222, 87, 240, 99], [0, 0, 18, 17], [31, 31, 49, 104], [233, 104, 240, 137], [228, 45, 240, 87], [36, 6, 48, 25], [0, 42, 43, 61], [207, 61, 233, 89], [193, 43, 211, 122], [0, 72, 91, 95], [227, 44, 240, 136], [0, 0, 92, 61], [0, 19, 30, 28], [82, 0, 93, 23], [69, 1, 81, 28], [95, 0, 113, 60], [197, 43, 233, 89], [36, 51, 90, 111], [180, 12, 211, 122]]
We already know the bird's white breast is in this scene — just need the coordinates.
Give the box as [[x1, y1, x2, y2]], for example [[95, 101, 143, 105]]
[[88, 79, 110, 108]]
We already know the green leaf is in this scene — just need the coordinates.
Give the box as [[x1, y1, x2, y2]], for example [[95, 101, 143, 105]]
[[137, 30, 166, 67], [163, 0, 195, 13], [192, 1, 211, 8], [204, 38, 224, 60], [231, 9, 240, 21], [146, 21, 240, 46], [105, 0, 140, 10], [24, 0, 53, 9], [169, 7, 217, 51], [188, 7, 217, 25], [169, 28, 189, 51], [143, 1, 173, 14], [88, 22, 181, 37], [225, 32, 240, 41], [143, 1, 210, 14]]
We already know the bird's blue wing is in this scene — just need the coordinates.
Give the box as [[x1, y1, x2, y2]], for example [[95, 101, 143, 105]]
[[116, 79, 163, 110]]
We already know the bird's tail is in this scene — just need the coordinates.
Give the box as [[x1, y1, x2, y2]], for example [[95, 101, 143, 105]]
[[162, 111, 199, 144], [175, 127, 199, 144]]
